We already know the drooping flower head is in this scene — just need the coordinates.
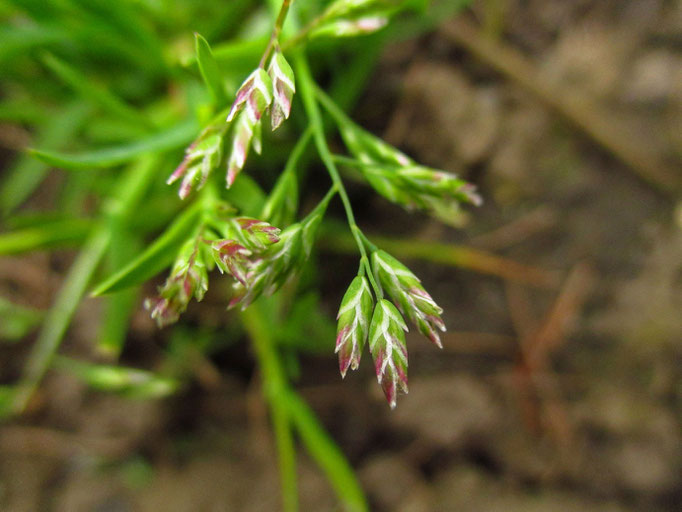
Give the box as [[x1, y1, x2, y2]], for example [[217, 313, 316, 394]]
[[211, 217, 281, 286], [225, 68, 273, 187], [228, 190, 333, 310], [167, 128, 224, 199], [227, 68, 273, 124], [372, 250, 446, 348], [145, 239, 208, 328], [369, 299, 409, 409], [228, 223, 303, 310]]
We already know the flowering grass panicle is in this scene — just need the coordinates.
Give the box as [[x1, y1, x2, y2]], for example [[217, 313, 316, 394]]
[[4, 1, 488, 508], [228, 190, 332, 309]]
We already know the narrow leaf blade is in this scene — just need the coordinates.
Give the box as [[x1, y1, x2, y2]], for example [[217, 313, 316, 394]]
[[195, 33, 228, 106], [0, 218, 92, 255], [54, 357, 179, 399], [91, 202, 203, 296], [30, 120, 198, 170], [42, 53, 150, 127]]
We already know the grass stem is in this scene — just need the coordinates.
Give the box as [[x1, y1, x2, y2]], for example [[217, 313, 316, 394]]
[[293, 50, 383, 298]]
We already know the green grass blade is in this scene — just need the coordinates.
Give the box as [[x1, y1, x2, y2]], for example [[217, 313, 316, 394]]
[[29, 119, 198, 170], [0, 218, 92, 255], [107, 154, 166, 222], [95, 154, 161, 355], [195, 33, 228, 107], [41, 53, 152, 128], [68, 0, 167, 70], [12, 226, 111, 413], [97, 288, 138, 358], [211, 37, 267, 75], [96, 227, 140, 358], [53, 356, 179, 398], [285, 390, 368, 512], [91, 201, 203, 296], [241, 302, 299, 512], [10, 155, 162, 413], [0, 99, 49, 124], [272, 399, 298, 512], [0, 23, 69, 63], [203, 0, 254, 41]]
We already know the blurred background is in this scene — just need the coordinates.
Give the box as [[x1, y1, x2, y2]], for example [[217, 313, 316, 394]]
[[1, 0, 681, 510]]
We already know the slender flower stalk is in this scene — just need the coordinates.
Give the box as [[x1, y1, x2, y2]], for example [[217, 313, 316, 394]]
[[259, 0, 294, 68], [294, 51, 383, 299]]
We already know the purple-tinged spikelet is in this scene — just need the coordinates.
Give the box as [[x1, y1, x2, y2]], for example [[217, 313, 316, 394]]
[[316, 16, 388, 37], [268, 51, 296, 131], [144, 240, 208, 328], [311, 0, 393, 39], [372, 250, 446, 348], [236, 217, 281, 249], [227, 69, 273, 124], [368, 299, 409, 409], [228, 190, 332, 310], [225, 69, 273, 187], [337, 115, 481, 222], [335, 276, 374, 377], [211, 240, 253, 286], [211, 217, 281, 286], [167, 132, 223, 199], [228, 224, 302, 310], [226, 112, 255, 187]]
